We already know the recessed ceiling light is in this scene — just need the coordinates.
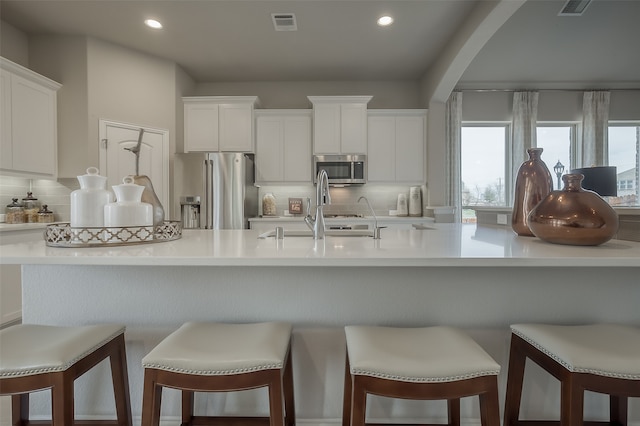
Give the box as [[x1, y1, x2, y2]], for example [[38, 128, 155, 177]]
[[144, 19, 163, 29], [377, 16, 394, 27]]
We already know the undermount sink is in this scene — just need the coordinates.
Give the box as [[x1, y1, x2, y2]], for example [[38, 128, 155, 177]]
[[258, 229, 374, 239]]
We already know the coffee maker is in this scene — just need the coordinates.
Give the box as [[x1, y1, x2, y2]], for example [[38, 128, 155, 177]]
[[180, 196, 201, 229]]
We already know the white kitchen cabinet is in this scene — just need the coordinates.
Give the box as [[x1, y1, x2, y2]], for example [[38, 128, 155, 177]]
[[1, 58, 61, 179], [308, 96, 371, 155], [183, 96, 259, 153], [368, 110, 426, 183], [255, 110, 312, 184]]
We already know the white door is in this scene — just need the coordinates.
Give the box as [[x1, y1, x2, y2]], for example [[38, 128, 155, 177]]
[[99, 120, 169, 211]]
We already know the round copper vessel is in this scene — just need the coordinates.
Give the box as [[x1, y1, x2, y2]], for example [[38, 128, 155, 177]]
[[527, 174, 619, 246]]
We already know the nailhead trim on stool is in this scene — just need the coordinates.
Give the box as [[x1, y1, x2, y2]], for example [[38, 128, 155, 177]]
[[140, 321, 295, 426], [504, 323, 640, 426], [342, 325, 501, 426], [0, 323, 133, 426]]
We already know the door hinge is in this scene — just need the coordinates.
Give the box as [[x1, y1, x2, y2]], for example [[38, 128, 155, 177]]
[[101, 138, 108, 149]]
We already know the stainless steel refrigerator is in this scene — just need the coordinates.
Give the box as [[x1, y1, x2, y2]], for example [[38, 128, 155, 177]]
[[177, 152, 258, 229]]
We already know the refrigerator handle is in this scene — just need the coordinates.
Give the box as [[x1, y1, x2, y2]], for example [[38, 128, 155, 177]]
[[204, 158, 212, 229]]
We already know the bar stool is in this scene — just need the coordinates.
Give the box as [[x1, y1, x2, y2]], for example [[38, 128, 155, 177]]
[[342, 325, 501, 426], [0, 323, 132, 426], [504, 323, 640, 426], [141, 321, 295, 426]]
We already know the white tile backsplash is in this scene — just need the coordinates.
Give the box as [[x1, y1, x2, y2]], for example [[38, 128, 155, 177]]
[[257, 184, 423, 217]]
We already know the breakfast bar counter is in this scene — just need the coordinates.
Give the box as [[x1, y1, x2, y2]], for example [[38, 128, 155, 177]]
[[1, 224, 639, 425]]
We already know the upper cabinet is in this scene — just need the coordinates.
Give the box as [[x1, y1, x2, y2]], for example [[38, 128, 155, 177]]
[[255, 110, 312, 184], [308, 96, 371, 155], [1, 58, 61, 179], [367, 110, 427, 184], [183, 96, 260, 153]]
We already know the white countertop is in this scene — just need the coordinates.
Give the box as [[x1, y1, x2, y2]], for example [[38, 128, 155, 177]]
[[2, 223, 639, 267]]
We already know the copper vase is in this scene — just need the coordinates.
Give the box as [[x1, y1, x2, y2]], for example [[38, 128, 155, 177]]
[[512, 148, 553, 236], [527, 174, 619, 246]]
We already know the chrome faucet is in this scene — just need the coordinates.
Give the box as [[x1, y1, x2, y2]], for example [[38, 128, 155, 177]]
[[358, 196, 383, 239], [305, 169, 331, 239]]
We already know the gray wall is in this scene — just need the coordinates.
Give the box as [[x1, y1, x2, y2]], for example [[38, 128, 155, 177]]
[[462, 90, 640, 122], [193, 81, 422, 110], [0, 20, 29, 67]]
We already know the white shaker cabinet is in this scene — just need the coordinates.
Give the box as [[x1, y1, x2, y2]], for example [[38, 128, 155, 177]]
[[183, 96, 259, 153], [308, 96, 371, 155], [368, 110, 426, 183], [255, 110, 312, 184], [1, 58, 61, 179]]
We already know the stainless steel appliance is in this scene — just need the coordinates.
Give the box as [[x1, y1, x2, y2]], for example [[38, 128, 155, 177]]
[[178, 153, 258, 229], [180, 196, 201, 229], [314, 154, 366, 185]]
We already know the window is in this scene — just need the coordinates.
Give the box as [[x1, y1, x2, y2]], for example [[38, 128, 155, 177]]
[[536, 125, 576, 190], [608, 123, 639, 206], [461, 125, 509, 222]]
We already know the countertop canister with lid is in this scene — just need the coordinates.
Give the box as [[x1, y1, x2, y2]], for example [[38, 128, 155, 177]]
[[104, 176, 153, 228], [5, 198, 25, 224], [37, 205, 55, 223], [22, 192, 40, 223], [70, 167, 113, 227]]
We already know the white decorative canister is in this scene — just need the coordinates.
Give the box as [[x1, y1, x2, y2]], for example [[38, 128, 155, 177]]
[[70, 167, 113, 227], [104, 176, 153, 228]]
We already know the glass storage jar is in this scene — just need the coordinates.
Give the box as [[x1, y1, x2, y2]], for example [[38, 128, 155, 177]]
[[37, 205, 55, 223], [22, 192, 40, 223], [6, 198, 25, 224], [262, 193, 276, 216]]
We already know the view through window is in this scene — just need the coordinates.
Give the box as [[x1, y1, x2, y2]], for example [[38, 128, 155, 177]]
[[536, 126, 573, 190], [608, 124, 639, 206], [461, 125, 507, 223]]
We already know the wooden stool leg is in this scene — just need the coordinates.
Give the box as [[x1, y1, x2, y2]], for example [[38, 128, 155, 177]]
[[610, 395, 628, 426], [51, 373, 74, 426], [342, 352, 353, 426], [11, 393, 29, 425], [109, 335, 133, 426], [479, 379, 501, 426], [141, 369, 163, 426], [283, 351, 296, 426], [182, 390, 194, 425], [268, 371, 285, 426], [447, 398, 460, 426], [350, 377, 367, 426], [504, 336, 527, 426], [560, 378, 583, 426]]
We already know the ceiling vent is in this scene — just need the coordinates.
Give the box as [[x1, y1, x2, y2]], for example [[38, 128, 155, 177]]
[[272, 13, 297, 31], [558, 0, 592, 16]]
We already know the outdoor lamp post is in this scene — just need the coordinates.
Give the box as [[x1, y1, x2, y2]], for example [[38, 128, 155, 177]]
[[553, 160, 565, 190]]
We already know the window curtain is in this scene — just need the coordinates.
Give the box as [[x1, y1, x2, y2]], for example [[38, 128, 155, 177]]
[[581, 91, 610, 167], [445, 91, 462, 222], [511, 92, 539, 203]]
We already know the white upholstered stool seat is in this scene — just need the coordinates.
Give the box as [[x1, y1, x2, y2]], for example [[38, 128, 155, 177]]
[[504, 323, 640, 426], [343, 325, 501, 426], [140, 322, 295, 426], [0, 324, 132, 426]]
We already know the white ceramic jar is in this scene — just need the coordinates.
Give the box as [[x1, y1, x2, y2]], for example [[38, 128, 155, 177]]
[[70, 167, 113, 227], [104, 176, 153, 228]]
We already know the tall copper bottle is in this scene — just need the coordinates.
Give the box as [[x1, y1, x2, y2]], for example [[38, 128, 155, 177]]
[[527, 174, 618, 246], [512, 148, 553, 236]]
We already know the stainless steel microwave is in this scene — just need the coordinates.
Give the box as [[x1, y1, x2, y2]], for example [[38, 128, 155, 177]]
[[314, 154, 366, 185]]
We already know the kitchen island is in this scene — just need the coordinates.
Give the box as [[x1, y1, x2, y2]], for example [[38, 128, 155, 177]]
[[1, 224, 639, 425]]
